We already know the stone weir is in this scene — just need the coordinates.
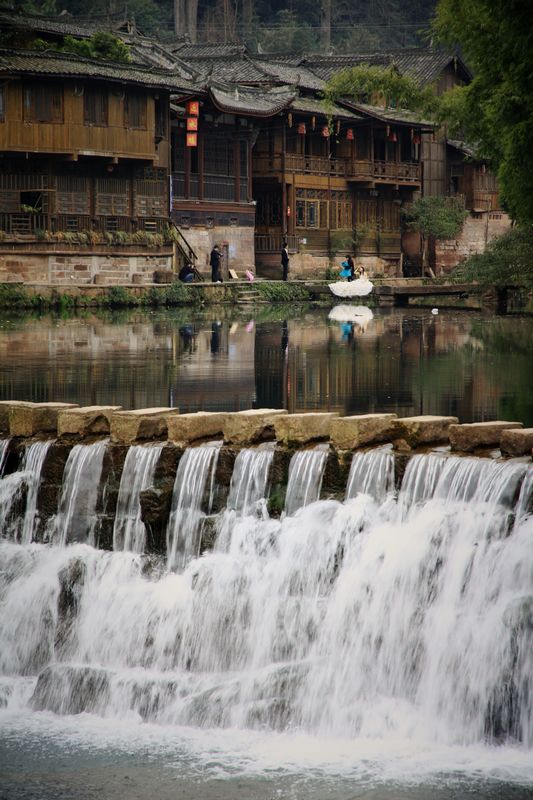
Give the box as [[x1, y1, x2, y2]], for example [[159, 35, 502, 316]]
[[0, 402, 532, 557]]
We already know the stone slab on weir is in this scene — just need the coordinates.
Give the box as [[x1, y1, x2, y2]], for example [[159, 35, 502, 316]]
[[58, 405, 123, 437], [167, 412, 228, 444], [223, 409, 288, 445], [392, 415, 459, 448], [330, 413, 397, 450], [274, 412, 339, 445], [500, 428, 533, 457], [110, 407, 180, 444], [450, 420, 523, 452], [7, 401, 79, 437]]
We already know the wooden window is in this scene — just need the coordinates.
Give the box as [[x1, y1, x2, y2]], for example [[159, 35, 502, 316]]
[[23, 83, 63, 123], [124, 93, 146, 129], [84, 87, 108, 126]]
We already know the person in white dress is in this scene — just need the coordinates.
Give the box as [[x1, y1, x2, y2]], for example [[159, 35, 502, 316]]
[[329, 265, 374, 298]]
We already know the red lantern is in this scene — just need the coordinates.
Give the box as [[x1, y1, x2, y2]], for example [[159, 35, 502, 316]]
[[322, 125, 330, 138], [297, 122, 306, 135], [388, 131, 397, 142], [413, 133, 421, 145], [346, 128, 354, 141], [186, 132, 197, 147], [186, 100, 199, 116], [186, 117, 198, 131]]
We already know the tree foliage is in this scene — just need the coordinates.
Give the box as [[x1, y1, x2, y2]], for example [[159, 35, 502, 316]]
[[402, 196, 467, 239], [453, 226, 533, 289], [434, 0, 533, 223], [325, 64, 439, 115], [33, 31, 131, 62]]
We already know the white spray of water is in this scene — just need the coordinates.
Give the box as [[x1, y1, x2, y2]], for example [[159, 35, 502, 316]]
[[113, 444, 163, 553], [284, 444, 328, 516], [166, 441, 221, 571], [47, 441, 107, 547]]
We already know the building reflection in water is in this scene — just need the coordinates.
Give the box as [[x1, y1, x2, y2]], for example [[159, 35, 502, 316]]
[[0, 308, 531, 425]]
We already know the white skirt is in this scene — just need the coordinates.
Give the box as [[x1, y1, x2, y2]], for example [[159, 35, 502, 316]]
[[328, 278, 374, 298]]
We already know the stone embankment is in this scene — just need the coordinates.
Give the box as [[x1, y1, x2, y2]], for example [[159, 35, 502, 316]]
[[1, 402, 531, 552]]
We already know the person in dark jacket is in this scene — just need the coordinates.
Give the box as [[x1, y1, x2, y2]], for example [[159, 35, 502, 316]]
[[178, 262, 194, 283], [281, 242, 289, 281], [210, 245, 223, 283]]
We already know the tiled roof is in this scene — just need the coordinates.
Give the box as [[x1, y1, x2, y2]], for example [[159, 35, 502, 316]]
[[0, 9, 130, 39], [345, 101, 435, 128], [301, 53, 391, 81], [254, 58, 325, 91], [172, 42, 246, 58], [0, 48, 198, 92], [189, 54, 275, 85], [291, 96, 363, 121], [447, 139, 479, 159], [208, 83, 295, 116], [390, 49, 471, 86]]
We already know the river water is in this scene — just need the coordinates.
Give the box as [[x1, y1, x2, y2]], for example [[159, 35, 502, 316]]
[[0, 304, 531, 424], [1, 303, 533, 799]]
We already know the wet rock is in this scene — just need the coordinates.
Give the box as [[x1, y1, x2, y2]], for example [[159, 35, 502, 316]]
[[322, 451, 351, 499], [110, 407, 180, 444], [392, 415, 458, 448], [330, 413, 397, 450], [55, 558, 86, 656], [274, 412, 339, 446], [450, 421, 523, 452], [223, 409, 287, 445], [31, 664, 110, 715], [58, 405, 122, 438], [140, 487, 171, 554], [500, 428, 533, 457]]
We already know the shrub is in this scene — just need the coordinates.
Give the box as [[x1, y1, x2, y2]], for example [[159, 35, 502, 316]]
[[453, 225, 533, 288]]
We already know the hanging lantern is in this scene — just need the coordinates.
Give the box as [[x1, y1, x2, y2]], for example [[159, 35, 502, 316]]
[[346, 128, 354, 141], [288, 112, 293, 128], [186, 117, 198, 131], [186, 132, 198, 147], [388, 130, 397, 142], [297, 122, 306, 135], [336, 120, 340, 135], [311, 116, 316, 130], [322, 125, 330, 138], [186, 100, 199, 116], [412, 133, 421, 145]]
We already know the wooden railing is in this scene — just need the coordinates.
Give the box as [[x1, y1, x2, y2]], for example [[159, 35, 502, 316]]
[[255, 233, 299, 253], [253, 153, 421, 183], [0, 212, 169, 237]]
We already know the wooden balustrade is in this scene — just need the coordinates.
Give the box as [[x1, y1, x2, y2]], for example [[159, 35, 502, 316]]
[[254, 153, 420, 183]]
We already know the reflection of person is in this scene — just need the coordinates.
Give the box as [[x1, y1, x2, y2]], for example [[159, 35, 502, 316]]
[[347, 255, 355, 281], [210, 245, 223, 283], [179, 324, 194, 352], [178, 262, 194, 283], [210, 321, 221, 353], [281, 320, 289, 353], [281, 242, 289, 281]]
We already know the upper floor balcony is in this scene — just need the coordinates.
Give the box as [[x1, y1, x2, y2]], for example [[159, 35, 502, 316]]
[[253, 153, 421, 185]]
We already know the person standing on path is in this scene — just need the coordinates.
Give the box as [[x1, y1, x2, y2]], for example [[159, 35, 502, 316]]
[[210, 244, 223, 283], [281, 242, 289, 281]]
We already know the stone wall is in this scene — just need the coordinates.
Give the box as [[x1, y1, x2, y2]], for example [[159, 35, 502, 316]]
[[434, 211, 511, 275], [176, 224, 255, 279], [0, 246, 173, 285]]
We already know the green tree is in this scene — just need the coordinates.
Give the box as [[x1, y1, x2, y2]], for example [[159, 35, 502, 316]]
[[453, 226, 533, 289], [324, 64, 439, 116], [402, 195, 467, 272], [434, 0, 533, 224]]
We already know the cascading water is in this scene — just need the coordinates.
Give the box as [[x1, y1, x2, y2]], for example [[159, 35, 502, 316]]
[[47, 441, 108, 547], [0, 440, 53, 543], [345, 447, 395, 502], [0, 438, 9, 476], [284, 443, 328, 516], [166, 441, 221, 571], [215, 443, 275, 553], [112, 444, 163, 554], [1, 449, 533, 793]]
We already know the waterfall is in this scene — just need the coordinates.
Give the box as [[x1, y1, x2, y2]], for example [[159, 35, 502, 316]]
[[215, 444, 275, 553], [0, 440, 53, 543], [0, 438, 9, 476], [0, 450, 533, 762], [166, 441, 221, 571], [345, 447, 395, 502], [112, 444, 163, 554], [48, 441, 108, 547], [284, 444, 328, 516], [227, 444, 274, 516]]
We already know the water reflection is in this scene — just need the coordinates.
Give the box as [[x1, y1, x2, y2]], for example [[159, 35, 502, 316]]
[[0, 306, 531, 424]]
